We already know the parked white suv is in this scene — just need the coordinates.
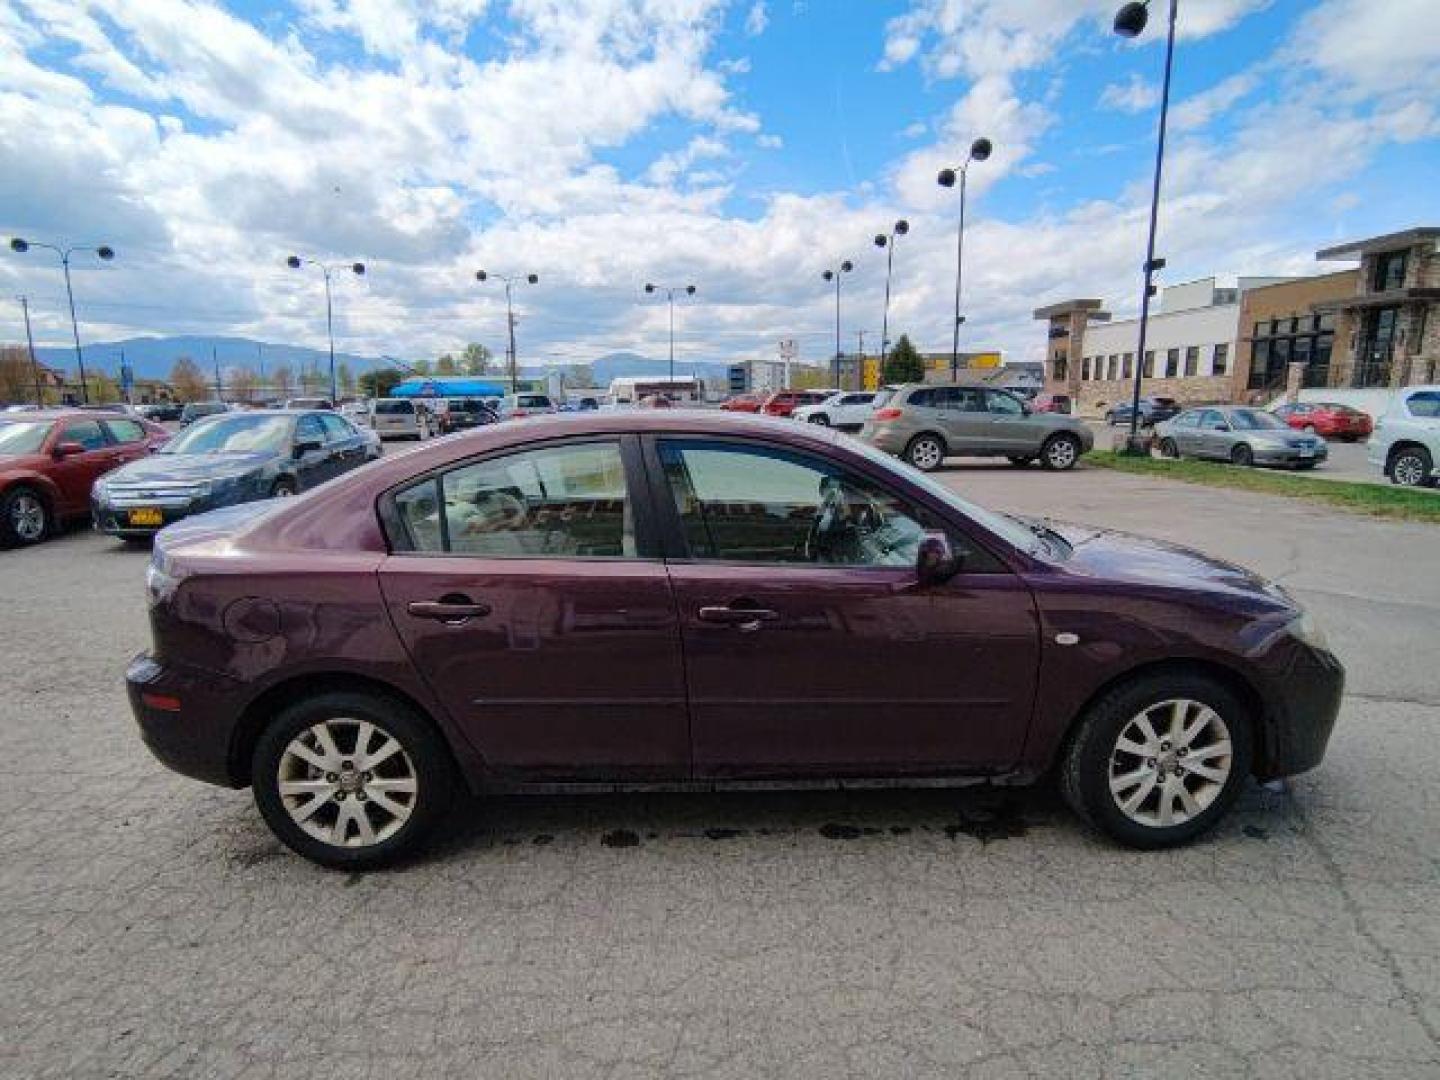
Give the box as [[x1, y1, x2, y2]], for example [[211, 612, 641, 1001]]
[[1368, 386, 1440, 487], [370, 397, 431, 441], [792, 390, 878, 432]]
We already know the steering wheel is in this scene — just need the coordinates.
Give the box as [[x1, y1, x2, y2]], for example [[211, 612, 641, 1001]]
[[803, 482, 850, 562]]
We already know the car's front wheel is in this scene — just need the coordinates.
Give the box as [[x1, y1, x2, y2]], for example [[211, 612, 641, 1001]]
[[1, 486, 50, 547], [1389, 446, 1434, 488], [905, 434, 946, 472], [1040, 433, 1082, 471], [807, 414, 830, 426], [1158, 437, 1180, 459], [1060, 672, 1253, 849], [252, 690, 457, 869], [1230, 443, 1254, 468], [271, 477, 298, 497]]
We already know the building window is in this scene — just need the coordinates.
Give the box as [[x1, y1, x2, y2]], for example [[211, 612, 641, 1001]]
[[1165, 349, 1179, 377], [1248, 314, 1333, 390], [1144, 351, 1155, 377], [1053, 351, 1067, 381], [1212, 343, 1229, 376], [1105, 354, 1116, 380], [1123, 353, 1134, 379], [1082, 356, 1091, 381], [1373, 250, 1408, 292], [1184, 346, 1199, 376], [1354, 305, 1399, 388]]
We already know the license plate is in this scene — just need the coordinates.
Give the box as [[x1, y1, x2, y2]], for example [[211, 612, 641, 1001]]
[[127, 507, 164, 526]]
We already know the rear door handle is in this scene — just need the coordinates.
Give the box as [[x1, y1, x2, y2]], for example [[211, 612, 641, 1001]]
[[407, 598, 492, 623], [697, 605, 779, 631]]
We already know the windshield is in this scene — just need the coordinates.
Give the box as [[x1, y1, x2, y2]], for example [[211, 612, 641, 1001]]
[[845, 437, 1040, 555], [162, 414, 292, 455], [1229, 409, 1287, 431], [0, 420, 52, 456], [450, 399, 487, 413]]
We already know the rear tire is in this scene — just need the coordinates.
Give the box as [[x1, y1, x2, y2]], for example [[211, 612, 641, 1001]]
[[1158, 438, 1179, 459], [0, 486, 50, 547], [271, 477, 298, 497], [1059, 671, 1253, 849], [808, 414, 830, 426], [1230, 443, 1254, 468], [1040, 433, 1082, 471], [252, 690, 457, 870], [905, 434, 946, 472], [1389, 446, 1434, 487]]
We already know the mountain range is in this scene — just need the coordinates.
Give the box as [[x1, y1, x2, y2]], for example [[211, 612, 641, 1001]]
[[29, 336, 738, 386]]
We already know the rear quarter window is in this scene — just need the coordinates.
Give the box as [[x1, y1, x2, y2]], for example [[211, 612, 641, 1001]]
[[1406, 391, 1440, 418]]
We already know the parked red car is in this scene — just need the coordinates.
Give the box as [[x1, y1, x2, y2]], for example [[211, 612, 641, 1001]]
[[1030, 392, 1073, 415], [1272, 402, 1373, 441], [0, 409, 168, 546], [129, 411, 1341, 868], [761, 389, 832, 417], [720, 393, 764, 413]]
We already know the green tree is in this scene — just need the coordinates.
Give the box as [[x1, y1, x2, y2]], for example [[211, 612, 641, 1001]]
[[169, 356, 207, 402], [0, 346, 35, 404], [562, 363, 595, 387], [230, 367, 260, 402], [410, 358, 432, 376], [436, 353, 458, 375], [883, 334, 925, 384], [358, 368, 403, 398], [299, 366, 325, 395], [460, 343, 492, 375], [337, 362, 356, 397], [271, 364, 294, 400]]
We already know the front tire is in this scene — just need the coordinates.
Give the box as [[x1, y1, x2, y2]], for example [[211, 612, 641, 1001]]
[[1230, 443, 1254, 468], [1060, 672, 1253, 849], [807, 414, 830, 426], [252, 691, 457, 870], [905, 434, 946, 472], [1040, 433, 1082, 471], [1158, 438, 1179, 459], [1389, 446, 1434, 488], [271, 477, 298, 497], [0, 486, 50, 547]]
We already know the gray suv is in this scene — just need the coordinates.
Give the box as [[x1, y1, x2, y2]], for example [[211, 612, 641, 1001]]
[[859, 384, 1094, 471]]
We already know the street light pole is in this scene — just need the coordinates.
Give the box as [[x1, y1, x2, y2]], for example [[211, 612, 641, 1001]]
[[1113, 0, 1177, 452], [937, 138, 993, 380], [286, 255, 366, 403], [644, 284, 697, 383], [873, 220, 909, 384], [17, 295, 43, 407], [8, 237, 115, 404], [821, 261, 853, 388], [476, 271, 539, 394]]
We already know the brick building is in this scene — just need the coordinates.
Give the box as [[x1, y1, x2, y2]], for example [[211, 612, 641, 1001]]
[[1234, 270, 1358, 401]]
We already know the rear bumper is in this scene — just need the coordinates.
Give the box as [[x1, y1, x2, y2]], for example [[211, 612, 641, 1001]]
[[126, 653, 245, 788], [1257, 642, 1344, 780], [1253, 443, 1328, 465]]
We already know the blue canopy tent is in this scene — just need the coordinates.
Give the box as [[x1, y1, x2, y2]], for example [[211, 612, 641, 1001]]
[[390, 377, 507, 399]]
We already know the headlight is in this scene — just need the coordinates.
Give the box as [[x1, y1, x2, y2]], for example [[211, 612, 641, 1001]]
[[93, 477, 109, 499], [1288, 610, 1329, 651]]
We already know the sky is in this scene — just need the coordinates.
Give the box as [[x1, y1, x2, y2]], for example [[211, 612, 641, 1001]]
[[2, 0, 1438, 374]]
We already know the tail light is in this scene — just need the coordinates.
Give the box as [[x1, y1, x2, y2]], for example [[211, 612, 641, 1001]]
[[874, 407, 903, 421]]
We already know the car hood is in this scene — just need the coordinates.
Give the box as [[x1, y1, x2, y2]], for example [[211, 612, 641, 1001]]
[[108, 451, 276, 483], [1045, 520, 1293, 609]]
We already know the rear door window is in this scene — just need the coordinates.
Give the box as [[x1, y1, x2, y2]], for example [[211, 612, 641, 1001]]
[[103, 418, 147, 444], [59, 419, 108, 450]]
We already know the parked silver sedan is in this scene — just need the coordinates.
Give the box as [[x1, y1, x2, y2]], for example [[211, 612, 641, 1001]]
[[1155, 407, 1328, 469]]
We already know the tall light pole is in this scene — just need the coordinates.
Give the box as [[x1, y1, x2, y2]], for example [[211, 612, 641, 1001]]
[[286, 255, 366, 403], [1113, 0, 1177, 453], [873, 219, 909, 386], [476, 271, 539, 394], [644, 283, 697, 383], [821, 260, 854, 388], [9, 237, 115, 404], [17, 295, 43, 407], [936, 137, 993, 380]]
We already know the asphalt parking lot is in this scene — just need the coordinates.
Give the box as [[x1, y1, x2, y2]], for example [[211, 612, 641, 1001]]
[[4, 461, 1439, 1079]]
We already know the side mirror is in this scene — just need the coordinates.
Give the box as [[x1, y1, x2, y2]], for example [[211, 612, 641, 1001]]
[[294, 439, 323, 457], [916, 530, 962, 587], [53, 441, 86, 458]]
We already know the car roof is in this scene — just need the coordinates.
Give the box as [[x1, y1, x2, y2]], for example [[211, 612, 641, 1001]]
[[0, 409, 120, 423]]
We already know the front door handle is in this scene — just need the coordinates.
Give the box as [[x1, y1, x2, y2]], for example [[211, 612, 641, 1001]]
[[697, 605, 780, 632], [407, 596, 492, 624]]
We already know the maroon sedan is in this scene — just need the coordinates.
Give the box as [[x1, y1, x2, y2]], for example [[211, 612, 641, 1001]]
[[128, 412, 1341, 868], [0, 409, 168, 546]]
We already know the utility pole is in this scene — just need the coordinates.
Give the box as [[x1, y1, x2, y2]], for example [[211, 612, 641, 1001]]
[[18, 296, 43, 407], [257, 343, 265, 399], [213, 346, 223, 401], [855, 330, 867, 391]]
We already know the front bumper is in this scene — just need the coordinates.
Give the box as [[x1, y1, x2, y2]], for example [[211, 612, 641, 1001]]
[[126, 653, 246, 788], [93, 499, 200, 537], [1257, 641, 1344, 780]]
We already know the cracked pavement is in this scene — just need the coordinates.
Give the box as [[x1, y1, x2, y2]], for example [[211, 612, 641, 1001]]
[[2, 463, 1438, 1078]]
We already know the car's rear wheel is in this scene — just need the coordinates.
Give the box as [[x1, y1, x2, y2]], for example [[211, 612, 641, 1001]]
[[1060, 672, 1253, 849], [1158, 438, 1179, 459], [1040, 433, 1082, 471], [1230, 443, 1254, 468], [271, 477, 298, 497], [808, 414, 830, 426], [905, 434, 946, 472], [1389, 446, 1434, 488], [252, 690, 456, 869], [1007, 455, 1034, 467], [1, 486, 49, 547]]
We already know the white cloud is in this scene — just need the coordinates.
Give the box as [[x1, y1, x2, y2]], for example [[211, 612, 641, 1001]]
[[744, 2, 768, 37], [902, 121, 926, 139], [1172, 72, 1258, 130], [1099, 74, 1159, 114]]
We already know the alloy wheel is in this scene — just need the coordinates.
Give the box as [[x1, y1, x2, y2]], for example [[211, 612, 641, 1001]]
[[277, 717, 418, 848], [1045, 437, 1078, 469], [1392, 453, 1426, 487], [1107, 699, 1232, 828], [11, 493, 46, 541], [908, 437, 943, 471]]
